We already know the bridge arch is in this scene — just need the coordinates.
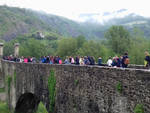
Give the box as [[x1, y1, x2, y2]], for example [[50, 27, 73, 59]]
[[15, 92, 40, 113]]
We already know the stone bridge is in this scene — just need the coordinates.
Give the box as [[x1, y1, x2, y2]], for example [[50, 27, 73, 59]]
[[1, 60, 150, 113], [0, 43, 150, 113]]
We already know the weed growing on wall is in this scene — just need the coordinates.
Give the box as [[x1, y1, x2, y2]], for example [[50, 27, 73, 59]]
[[36, 102, 48, 113], [6, 76, 12, 94], [134, 104, 144, 113], [48, 69, 56, 113], [74, 80, 79, 85], [116, 82, 122, 93]]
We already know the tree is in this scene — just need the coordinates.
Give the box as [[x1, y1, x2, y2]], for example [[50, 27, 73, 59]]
[[56, 38, 78, 58], [19, 38, 50, 58], [76, 35, 86, 48], [77, 40, 113, 62], [128, 28, 149, 64], [105, 26, 131, 54], [3, 39, 18, 56], [4, 42, 14, 56]]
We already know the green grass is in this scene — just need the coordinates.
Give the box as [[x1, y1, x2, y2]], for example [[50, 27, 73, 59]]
[[0, 101, 10, 113]]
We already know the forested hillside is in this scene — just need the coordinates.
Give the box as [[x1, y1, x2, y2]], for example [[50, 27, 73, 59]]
[[0, 6, 54, 41], [1, 5, 150, 41], [0, 5, 99, 41]]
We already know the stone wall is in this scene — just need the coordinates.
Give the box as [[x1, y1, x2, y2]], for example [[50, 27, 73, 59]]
[[55, 65, 150, 113], [2, 60, 150, 113], [0, 59, 6, 102]]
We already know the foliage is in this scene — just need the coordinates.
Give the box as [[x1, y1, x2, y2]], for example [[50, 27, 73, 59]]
[[128, 37, 149, 65], [128, 28, 150, 65], [44, 32, 62, 40], [105, 25, 131, 54], [36, 102, 48, 113], [116, 82, 122, 93], [3, 33, 58, 57], [0, 101, 10, 113], [74, 80, 79, 85], [48, 69, 56, 113], [76, 35, 86, 48], [56, 38, 78, 57], [3, 40, 16, 56], [19, 38, 50, 58], [77, 40, 113, 62], [134, 104, 145, 113]]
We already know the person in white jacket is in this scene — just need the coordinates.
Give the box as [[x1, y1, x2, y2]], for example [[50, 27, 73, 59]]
[[79, 57, 84, 65], [107, 57, 112, 67]]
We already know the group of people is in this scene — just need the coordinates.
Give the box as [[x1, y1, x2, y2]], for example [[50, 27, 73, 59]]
[[40, 53, 130, 68], [3, 56, 37, 63], [3, 50, 150, 70], [40, 56, 96, 65], [64, 56, 95, 65], [105, 52, 129, 68], [4, 51, 150, 68], [3, 53, 130, 68], [40, 56, 62, 64]]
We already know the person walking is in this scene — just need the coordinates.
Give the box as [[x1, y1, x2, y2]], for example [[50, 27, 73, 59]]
[[144, 51, 150, 67], [122, 52, 129, 68]]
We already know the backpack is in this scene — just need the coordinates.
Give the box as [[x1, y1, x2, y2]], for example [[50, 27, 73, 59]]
[[146, 56, 150, 63], [124, 58, 130, 65]]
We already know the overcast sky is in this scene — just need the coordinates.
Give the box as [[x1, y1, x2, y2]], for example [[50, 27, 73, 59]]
[[0, 0, 149, 21]]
